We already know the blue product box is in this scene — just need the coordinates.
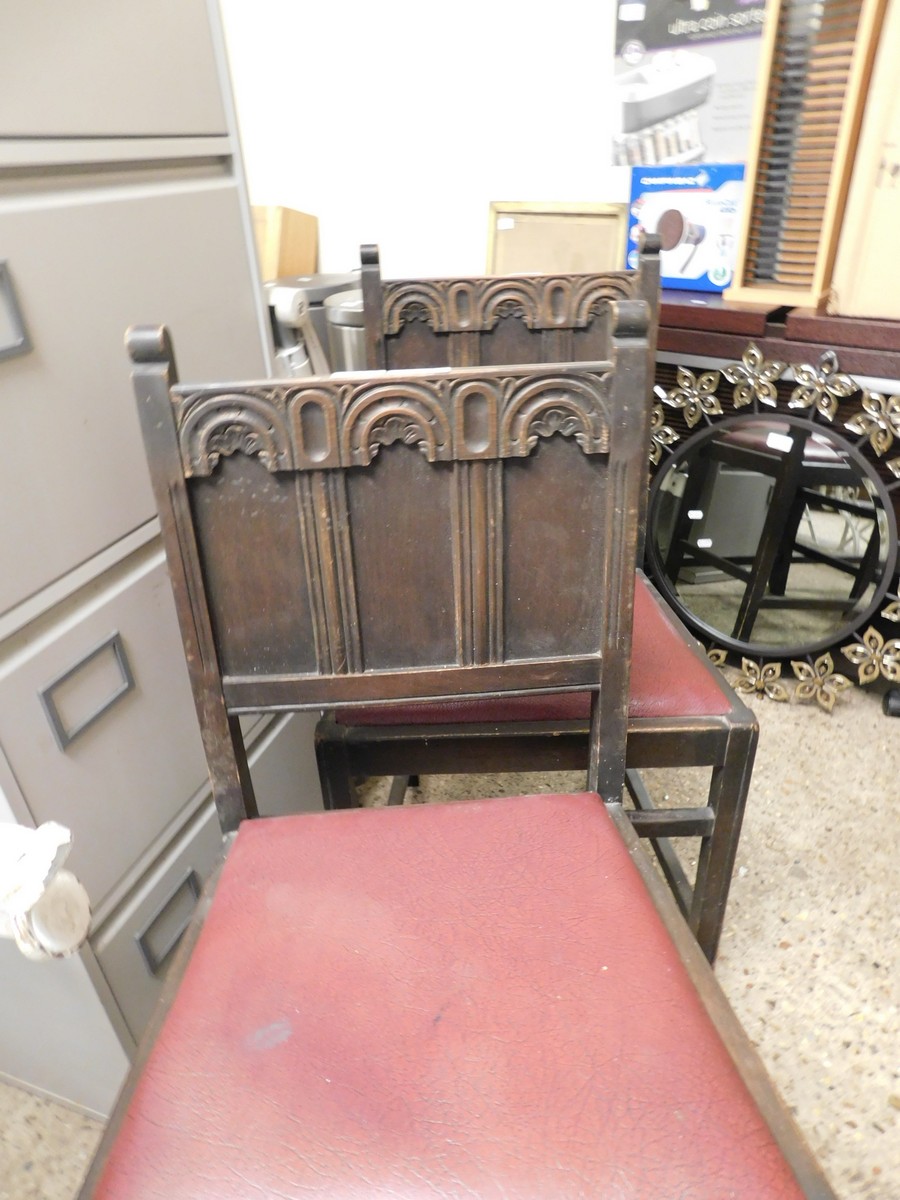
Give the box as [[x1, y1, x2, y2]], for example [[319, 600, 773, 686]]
[[626, 163, 745, 292]]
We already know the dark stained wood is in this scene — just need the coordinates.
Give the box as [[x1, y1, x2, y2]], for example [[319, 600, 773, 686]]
[[129, 319, 650, 830], [659, 289, 780, 336], [191, 458, 319, 677], [225, 658, 606, 710], [656, 294, 900, 377], [81, 317, 833, 1200], [365, 240, 662, 374], [786, 307, 900, 352], [325, 246, 759, 965]]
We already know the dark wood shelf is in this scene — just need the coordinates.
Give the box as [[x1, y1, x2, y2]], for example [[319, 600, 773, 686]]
[[658, 292, 900, 381]]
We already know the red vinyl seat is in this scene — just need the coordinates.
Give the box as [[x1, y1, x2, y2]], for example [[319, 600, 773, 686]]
[[90, 795, 820, 1199]]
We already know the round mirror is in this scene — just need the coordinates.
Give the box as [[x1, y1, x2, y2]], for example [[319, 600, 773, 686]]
[[646, 414, 898, 659]]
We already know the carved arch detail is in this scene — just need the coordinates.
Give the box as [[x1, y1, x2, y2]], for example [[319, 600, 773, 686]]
[[382, 272, 641, 335], [478, 279, 544, 329], [499, 373, 611, 458], [573, 275, 635, 323], [341, 381, 453, 466], [381, 282, 450, 334], [178, 391, 293, 477]]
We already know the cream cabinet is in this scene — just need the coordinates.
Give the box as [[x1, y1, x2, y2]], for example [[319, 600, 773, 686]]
[[0, 158, 272, 612], [0, 0, 323, 1116]]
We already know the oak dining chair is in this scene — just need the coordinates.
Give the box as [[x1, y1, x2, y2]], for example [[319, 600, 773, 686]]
[[315, 243, 759, 962], [78, 314, 832, 1198]]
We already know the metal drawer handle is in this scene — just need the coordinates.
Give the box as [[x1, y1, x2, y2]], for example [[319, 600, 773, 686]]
[[38, 631, 135, 751], [0, 262, 30, 361], [134, 870, 201, 978]]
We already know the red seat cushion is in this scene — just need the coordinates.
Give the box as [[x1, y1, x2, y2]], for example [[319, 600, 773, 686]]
[[335, 573, 731, 727], [94, 795, 805, 1199]]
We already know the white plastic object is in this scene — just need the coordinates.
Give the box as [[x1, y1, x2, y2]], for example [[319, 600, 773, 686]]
[[0, 822, 91, 960]]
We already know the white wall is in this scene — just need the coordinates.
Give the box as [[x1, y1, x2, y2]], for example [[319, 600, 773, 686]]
[[218, 0, 628, 277]]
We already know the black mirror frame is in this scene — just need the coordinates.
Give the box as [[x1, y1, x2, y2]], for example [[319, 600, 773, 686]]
[[645, 343, 900, 710]]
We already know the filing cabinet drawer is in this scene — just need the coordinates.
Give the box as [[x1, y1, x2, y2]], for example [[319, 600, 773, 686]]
[[0, 0, 226, 138], [0, 166, 268, 614], [0, 547, 209, 905], [92, 714, 324, 1042], [91, 800, 223, 1044]]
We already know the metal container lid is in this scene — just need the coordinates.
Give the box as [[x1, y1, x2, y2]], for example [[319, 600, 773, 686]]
[[266, 270, 360, 305], [324, 289, 364, 328]]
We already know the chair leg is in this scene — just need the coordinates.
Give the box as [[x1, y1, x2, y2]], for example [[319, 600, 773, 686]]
[[314, 737, 358, 810], [688, 721, 758, 962], [624, 768, 693, 920], [387, 775, 412, 805]]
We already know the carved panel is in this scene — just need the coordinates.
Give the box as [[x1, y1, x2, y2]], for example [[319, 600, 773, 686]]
[[288, 387, 341, 470], [176, 390, 293, 477], [452, 380, 501, 460], [294, 473, 336, 675], [499, 373, 612, 458], [341, 381, 453, 467], [382, 273, 639, 334], [173, 368, 612, 475], [452, 461, 504, 665], [294, 472, 362, 676]]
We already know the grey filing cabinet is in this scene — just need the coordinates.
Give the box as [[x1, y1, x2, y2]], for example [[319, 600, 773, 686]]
[[0, 0, 323, 1116]]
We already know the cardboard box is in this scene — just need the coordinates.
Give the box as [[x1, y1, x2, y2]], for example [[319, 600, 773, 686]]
[[252, 206, 318, 280], [626, 163, 745, 291], [830, 0, 900, 319]]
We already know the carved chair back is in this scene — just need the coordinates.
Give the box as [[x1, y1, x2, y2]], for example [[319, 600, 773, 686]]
[[362, 241, 660, 373], [361, 239, 660, 543], [129, 310, 651, 833]]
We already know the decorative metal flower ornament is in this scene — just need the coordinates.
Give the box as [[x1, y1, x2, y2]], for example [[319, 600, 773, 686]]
[[841, 627, 900, 685], [734, 659, 789, 702], [790, 653, 852, 713], [665, 366, 722, 428], [649, 402, 679, 466], [723, 343, 786, 408], [788, 351, 856, 422], [844, 391, 900, 458]]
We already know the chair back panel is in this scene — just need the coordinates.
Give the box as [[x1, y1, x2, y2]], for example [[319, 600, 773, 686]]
[[361, 242, 661, 560], [363, 243, 661, 374], [129, 315, 650, 829]]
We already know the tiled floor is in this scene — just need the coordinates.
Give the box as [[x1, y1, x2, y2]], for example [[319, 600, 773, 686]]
[[2, 682, 898, 1198], [0, 1080, 102, 1200]]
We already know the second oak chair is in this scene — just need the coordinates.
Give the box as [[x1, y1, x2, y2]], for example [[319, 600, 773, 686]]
[[315, 243, 758, 962]]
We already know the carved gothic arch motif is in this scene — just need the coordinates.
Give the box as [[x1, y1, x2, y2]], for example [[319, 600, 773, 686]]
[[341, 380, 453, 466], [177, 390, 293, 477], [500, 373, 611, 458]]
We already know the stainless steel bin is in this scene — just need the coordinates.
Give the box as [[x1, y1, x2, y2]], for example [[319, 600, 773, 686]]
[[324, 288, 365, 372]]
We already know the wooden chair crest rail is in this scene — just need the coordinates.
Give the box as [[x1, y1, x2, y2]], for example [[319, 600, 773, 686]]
[[78, 318, 833, 1199], [315, 242, 759, 963]]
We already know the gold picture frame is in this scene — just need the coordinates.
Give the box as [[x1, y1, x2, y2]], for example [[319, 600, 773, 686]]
[[487, 201, 628, 276]]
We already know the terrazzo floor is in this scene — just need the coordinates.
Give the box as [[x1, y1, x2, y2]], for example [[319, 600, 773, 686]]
[[1, 681, 897, 1199]]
